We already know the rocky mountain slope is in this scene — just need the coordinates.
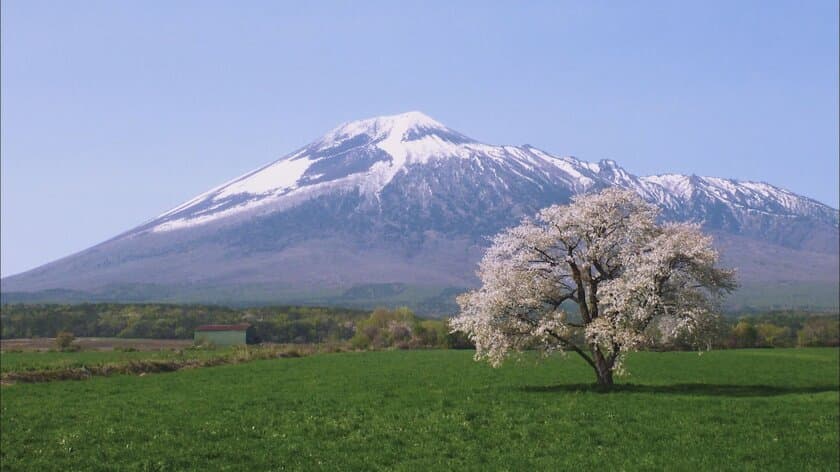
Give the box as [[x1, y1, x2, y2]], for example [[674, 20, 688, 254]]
[[3, 112, 837, 311]]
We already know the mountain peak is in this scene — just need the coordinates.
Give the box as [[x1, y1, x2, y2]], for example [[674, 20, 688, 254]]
[[325, 111, 442, 139], [319, 111, 477, 147], [389, 110, 444, 127]]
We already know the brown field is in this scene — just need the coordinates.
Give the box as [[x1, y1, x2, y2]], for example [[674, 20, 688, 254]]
[[0, 337, 193, 352]]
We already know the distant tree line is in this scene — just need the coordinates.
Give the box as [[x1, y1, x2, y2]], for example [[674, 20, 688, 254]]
[[1, 304, 836, 350], [0, 303, 369, 344], [723, 311, 839, 348], [653, 310, 839, 350], [0, 303, 470, 348]]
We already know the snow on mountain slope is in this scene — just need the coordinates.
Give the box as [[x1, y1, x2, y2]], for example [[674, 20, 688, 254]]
[[144, 111, 837, 237], [144, 112, 581, 233]]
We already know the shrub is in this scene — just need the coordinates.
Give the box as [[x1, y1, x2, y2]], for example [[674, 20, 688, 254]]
[[797, 318, 840, 347], [362, 325, 381, 344], [350, 333, 371, 350], [755, 323, 791, 347], [730, 321, 758, 348], [387, 320, 413, 343], [54, 331, 76, 351], [418, 320, 450, 348]]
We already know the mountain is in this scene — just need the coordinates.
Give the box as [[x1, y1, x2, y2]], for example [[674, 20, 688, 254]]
[[3, 112, 838, 312]]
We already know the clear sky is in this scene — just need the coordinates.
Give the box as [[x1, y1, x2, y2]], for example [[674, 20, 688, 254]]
[[2, 0, 838, 277]]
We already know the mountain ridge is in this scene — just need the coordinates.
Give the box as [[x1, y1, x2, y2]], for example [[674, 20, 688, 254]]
[[139, 111, 837, 238], [3, 112, 837, 312]]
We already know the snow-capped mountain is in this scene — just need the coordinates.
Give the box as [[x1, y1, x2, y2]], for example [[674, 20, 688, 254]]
[[3, 112, 838, 311]]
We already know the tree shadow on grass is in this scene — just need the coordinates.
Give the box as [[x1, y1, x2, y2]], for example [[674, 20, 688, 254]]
[[520, 383, 840, 397]]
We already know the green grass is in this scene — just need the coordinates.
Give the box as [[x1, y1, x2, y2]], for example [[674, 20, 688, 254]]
[[1, 348, 838, 471]]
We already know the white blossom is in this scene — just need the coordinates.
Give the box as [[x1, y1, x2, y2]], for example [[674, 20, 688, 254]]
[[451, 189, 737, 386]]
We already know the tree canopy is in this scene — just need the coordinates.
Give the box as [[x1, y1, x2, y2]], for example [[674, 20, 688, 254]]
[[451, 189, 737, 387]]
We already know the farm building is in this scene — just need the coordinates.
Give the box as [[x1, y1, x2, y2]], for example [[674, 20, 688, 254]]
[[194, 324, 252, 346]]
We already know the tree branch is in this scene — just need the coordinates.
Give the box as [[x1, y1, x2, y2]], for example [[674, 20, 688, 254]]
[[566, 252, 591, 323], [545, 329, 597, 371], [530, 247, 558, 265]]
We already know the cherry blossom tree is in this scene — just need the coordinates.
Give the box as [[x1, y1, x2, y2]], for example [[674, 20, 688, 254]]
[[451, 188, 737, 388]]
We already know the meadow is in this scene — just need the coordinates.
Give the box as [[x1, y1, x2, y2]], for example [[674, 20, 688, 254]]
[[1, 348, 837, 471]]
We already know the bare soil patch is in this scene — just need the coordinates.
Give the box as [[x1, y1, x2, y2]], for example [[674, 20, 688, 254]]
[[0, 337, 193, 352]]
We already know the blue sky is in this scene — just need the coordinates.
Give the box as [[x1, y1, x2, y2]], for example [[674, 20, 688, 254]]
[[2, 0, 838, 277]]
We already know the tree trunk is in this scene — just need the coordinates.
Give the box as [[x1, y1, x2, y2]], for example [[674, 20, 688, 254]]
[[595, 366, 613, 389], [592, 350, 614, 390]]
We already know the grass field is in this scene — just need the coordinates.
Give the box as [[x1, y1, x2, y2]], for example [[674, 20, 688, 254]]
[[1, 348, 837, 471]]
